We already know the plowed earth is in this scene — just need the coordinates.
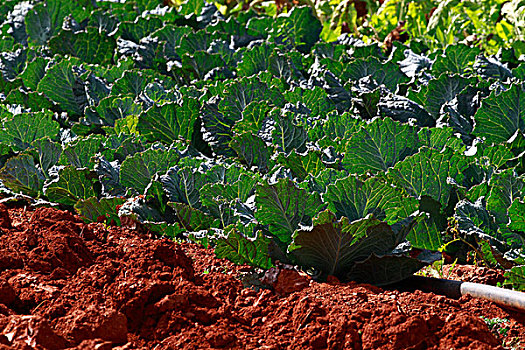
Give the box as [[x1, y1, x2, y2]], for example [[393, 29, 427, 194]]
[[0, 203, 524, 350]]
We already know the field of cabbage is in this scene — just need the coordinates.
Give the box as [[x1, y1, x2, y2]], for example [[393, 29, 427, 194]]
[[0, 0, 524, 291]]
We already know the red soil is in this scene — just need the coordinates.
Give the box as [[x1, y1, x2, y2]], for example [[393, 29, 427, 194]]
[[0, 204, 523, 349]]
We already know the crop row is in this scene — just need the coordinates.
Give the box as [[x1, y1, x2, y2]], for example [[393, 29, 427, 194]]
[[0, 0, 523, 288]]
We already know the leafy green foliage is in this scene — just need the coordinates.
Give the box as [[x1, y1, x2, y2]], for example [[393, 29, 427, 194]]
[[120, 148, 180, 194], [0, 0, 523, 289], [509, 200, 525, 232], [255, 178, 324, 245], [344, 57, 409, 92], [137, 100, 197, 144], [170, 202, 218, 231], [45, 167, 98, 207], [25, 0, 72, 45], [409, 75, 475, 119], [0, 154, 45, 197], [291, 211, 393, 277], [454, 199, 498, 240], [75, 197, 126, 225], [324, 175, 417, 224], [342, 117, 419, 175], [49, 28, 116, 65], [230, 132, 271, 172], [215, 224, 273, 269], [37, 57, 85, 116], [60, 136, 104, 169], [364, 0, 525, 55], [388, 147, 469, 207], [503, 266, 525, 291], [486, 171, 525, 251], [473, 85, 525, 145], [432, 44, 480, 76], [0, 111, 59, 151], [290, 210, 428, 284], [274, 7, 322, 53]]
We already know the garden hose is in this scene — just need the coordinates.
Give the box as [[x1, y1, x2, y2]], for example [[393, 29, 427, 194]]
[[405, 276, 525, 312]]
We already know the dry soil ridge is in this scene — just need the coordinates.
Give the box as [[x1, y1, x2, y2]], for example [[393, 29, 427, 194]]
[[0, 204, 523, 349]]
